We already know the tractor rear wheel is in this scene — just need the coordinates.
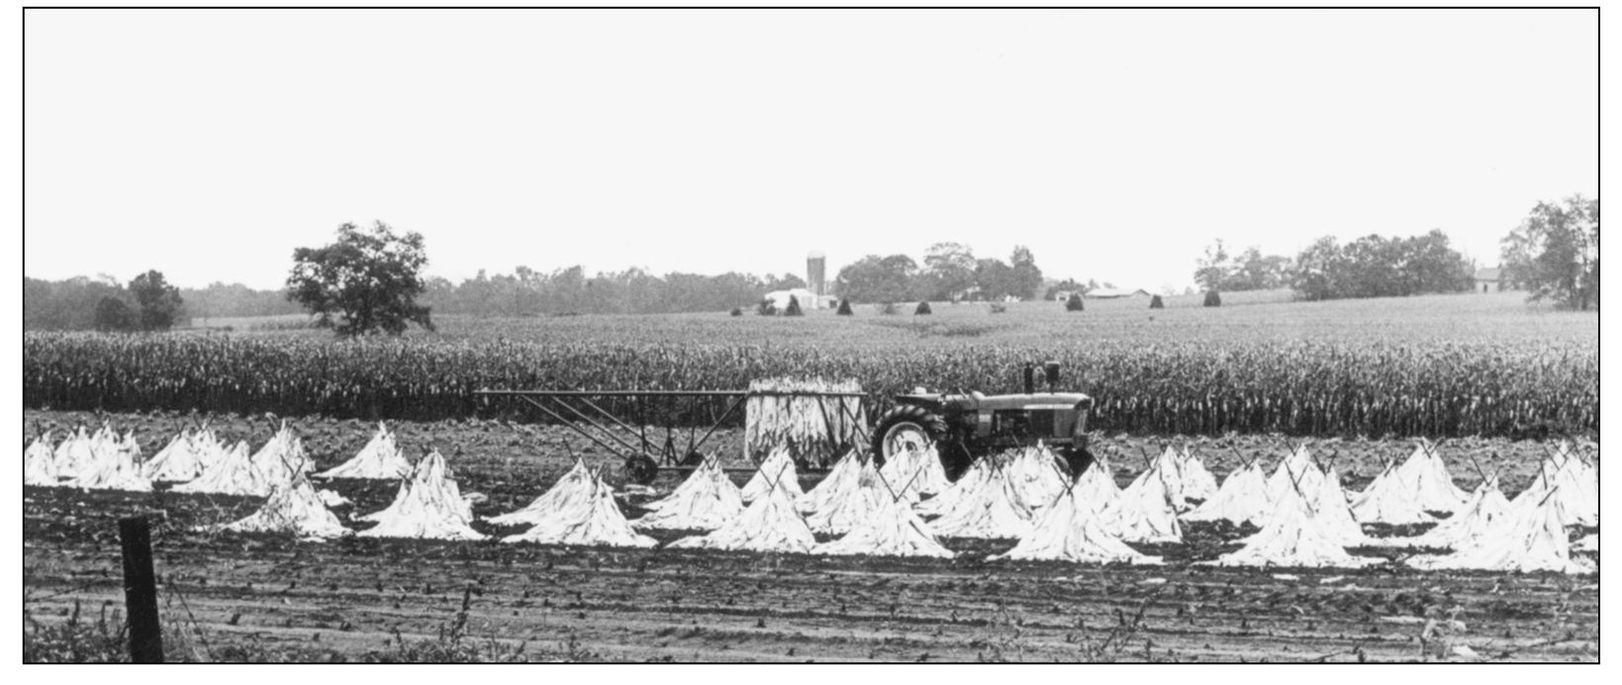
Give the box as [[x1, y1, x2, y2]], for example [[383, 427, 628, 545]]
[[869, 406, 973, 480]]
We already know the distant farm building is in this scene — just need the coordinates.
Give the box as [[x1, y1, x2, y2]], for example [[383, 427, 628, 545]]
[[764, 288, 819, 311], [1474, 267, 1512, 293], [1085, 288, 1150, 299], [807, 252, 827, 300]]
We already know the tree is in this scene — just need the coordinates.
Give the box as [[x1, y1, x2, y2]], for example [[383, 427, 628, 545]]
[[179, 281, 304, 321], [1502, 195, 1599, 310], [1288, 230, 1476, 302], [1193, 239, 1233, 292], [1066, 292, 1084, 311], [286, 221, 435, 336], [1405, 229, 1476, 295], [784, 294, 804, 316], [1008, 245, 1044, 300], [1196, 240, 1290, 291], [922, 242, 977, 301], [24, 276, 131, 330], [765, 273, 807, 292], [972, 258, 1017, 300], [93, 296, 136, 332], [835, 254, 918, 303], [128, 270, 185, 330], [1231, 247, 1291, 290], [1290, 236, 1343, 301]]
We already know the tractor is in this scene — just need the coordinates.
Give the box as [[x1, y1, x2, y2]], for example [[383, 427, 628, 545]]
[[869, 361, 1095, 480]]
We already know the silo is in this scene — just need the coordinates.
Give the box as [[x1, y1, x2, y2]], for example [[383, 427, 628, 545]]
[[807, 251, 826, 304]]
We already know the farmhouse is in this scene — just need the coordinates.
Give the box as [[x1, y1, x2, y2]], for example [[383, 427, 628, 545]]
[[1474, 267, 1513, 293], [1085, 287, 1150, 299]]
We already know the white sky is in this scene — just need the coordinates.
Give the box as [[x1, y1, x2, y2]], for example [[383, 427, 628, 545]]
[[23, 8, 1598, 293]]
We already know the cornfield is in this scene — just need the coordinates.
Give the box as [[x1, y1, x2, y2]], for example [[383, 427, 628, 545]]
[[23, 332, 1597, 438]]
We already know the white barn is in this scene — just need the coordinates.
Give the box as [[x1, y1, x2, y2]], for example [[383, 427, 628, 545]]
[[763, 288, 820, 311], [1085, 287, 1150, 299]]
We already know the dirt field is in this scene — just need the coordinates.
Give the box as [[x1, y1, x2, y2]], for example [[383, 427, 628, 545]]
[[22, 410, 1599, 662]]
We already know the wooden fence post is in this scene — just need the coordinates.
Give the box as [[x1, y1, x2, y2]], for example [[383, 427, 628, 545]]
[[118, 516, 164, 663]]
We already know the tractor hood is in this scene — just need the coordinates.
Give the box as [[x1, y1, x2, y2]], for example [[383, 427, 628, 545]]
[[972, 392, 1093, 411], [896, 391, 1093, 412]]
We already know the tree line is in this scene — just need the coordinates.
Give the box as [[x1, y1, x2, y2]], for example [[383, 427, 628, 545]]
[[1195, 195, 1596, 309], [24, 271, 186, 331], [419, 266, 814, 317], [835, 243, 1045, 304], [1196, 230, 1475, 302], [1500, 195, 1597, 311], [1285, 229, 1477, 301], [23, 196, 1596, 335]]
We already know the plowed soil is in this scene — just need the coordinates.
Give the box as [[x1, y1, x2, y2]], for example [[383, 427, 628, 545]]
[[22, 410, 1599, 662]]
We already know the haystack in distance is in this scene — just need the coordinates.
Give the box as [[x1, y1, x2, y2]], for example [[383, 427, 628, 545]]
[[816, 488, 955, 559], [503, 466, 655, 548], [992, 486, 1161, 565], [142, 427, 226, 483], [214, 475, 351, 540], [357, 450, 484, 541], [67, 427, 152, 492], [1408, 486, 1594, 575], [316, 422, 411, 480], [805, 457, 889, 535], [1387, 476, 1511, 549], [23, 432, 61, 486], [487, 458, 593, 527], [634, 456, 745, 531], [669, 464, 816, 553], [173, 441, 266, 496], [878, 443, 950, 499], [1180, 459, 1270, 525], [1208, 472, 1380, 569], [741, 446, 804, 503], [923, 453, 1037, 539]]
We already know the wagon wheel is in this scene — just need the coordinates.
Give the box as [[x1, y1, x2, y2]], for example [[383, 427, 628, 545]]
[[623, 454, 658, 485]]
